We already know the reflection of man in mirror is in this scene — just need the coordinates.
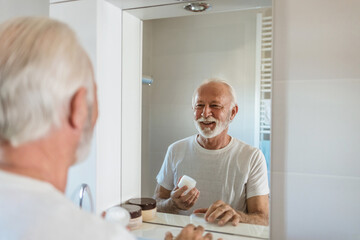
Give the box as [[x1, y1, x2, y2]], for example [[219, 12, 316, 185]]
[[154, 79, 269, 226], [0, 17, 214, 240]]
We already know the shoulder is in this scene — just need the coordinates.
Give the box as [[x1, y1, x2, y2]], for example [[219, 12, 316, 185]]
[[72, 210, 135, 240], [167, 135, 195, 152], [1, 181, 135, 240], [231, 138, 260, 154], [50, 194, 135, 239], [230, 138, 265, 162]]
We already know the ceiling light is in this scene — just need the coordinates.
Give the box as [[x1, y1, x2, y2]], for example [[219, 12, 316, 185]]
[[184, 2, 211, 12]]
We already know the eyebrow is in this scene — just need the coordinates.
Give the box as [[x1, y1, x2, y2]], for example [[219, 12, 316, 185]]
[[195, 101, 223, 105]]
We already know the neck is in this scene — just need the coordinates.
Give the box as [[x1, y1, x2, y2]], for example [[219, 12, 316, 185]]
[[197, 130, 231, 150], [0, 130, 74, 192]]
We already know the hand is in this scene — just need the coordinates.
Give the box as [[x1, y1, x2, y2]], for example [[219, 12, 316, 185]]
[[170, 185, 200, 210], [164, 224, 215, 240], [194, 200, 243, 226]]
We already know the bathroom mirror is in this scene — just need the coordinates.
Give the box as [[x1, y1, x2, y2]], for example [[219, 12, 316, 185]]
[[124, 0, 272, 237]]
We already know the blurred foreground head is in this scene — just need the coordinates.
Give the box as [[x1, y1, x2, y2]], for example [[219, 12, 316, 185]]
[[0, 17, 95, 162]]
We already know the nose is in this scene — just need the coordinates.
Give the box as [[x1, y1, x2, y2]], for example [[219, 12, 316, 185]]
[[201, 105, 212, 118]]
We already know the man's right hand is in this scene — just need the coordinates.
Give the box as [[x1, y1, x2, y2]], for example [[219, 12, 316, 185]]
[[165, 224, 216, 240], [170, 185, 200, 210]]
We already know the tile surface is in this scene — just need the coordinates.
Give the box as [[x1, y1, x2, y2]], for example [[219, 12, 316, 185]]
[[271, 172, 360, 240], [273, 0, 360, 81], [272, 79, 360, 177]]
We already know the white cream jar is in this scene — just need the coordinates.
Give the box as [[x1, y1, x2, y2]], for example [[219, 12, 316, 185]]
[[178, 175, 196, 194]]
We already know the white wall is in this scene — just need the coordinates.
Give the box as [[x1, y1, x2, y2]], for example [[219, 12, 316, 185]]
[[0, 0, 48, 23], [141, 10, 261, 197], [50, 0, 98, 212], [50, 0, 125, 214], [121, 11, 142, 202], [271, 0, 360, 239]]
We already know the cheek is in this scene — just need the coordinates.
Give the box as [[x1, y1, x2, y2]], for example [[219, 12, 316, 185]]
[[217, 111, 228, 121], [194, 110, 202, 119]]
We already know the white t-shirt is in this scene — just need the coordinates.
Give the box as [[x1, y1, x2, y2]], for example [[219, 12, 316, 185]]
[[156, 135, 269, 215], [0, 170, 136, 240]]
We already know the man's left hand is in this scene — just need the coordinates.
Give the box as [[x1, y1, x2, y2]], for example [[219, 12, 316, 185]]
[[193, 200, 244, 226]]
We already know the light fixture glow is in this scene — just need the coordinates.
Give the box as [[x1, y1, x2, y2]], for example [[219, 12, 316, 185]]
[[184, 2, 211, 12]]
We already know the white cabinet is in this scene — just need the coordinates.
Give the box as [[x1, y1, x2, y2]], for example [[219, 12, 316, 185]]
[[49, 0, 78, 3], [50, 0, 125, 214], [107, 0, 187, 10]]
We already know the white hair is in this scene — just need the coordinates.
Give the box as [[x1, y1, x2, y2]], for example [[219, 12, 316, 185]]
[[191, 78, 238, 109], [0, 17, 94, 146]]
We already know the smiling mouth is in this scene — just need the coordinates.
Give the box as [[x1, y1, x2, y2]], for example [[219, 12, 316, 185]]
[[200, 121, 215, 126]]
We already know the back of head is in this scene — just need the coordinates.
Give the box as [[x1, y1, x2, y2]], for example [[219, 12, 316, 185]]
[[0, 17, 94, 147]]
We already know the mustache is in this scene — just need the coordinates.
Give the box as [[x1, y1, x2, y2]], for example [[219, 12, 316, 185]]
[[196, 116, 218, 123]]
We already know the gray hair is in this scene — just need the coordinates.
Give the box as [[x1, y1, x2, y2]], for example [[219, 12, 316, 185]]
[[192, 78, 238, 109], [0, 17, 94, 146]]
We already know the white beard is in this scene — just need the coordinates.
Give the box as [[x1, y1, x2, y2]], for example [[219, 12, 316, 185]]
[[194, 116, 230, 139]]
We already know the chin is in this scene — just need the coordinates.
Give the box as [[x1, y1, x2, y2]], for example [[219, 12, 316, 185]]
[[198, 128, 218, 139]]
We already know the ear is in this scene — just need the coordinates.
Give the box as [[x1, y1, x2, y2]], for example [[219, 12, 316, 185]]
[[230, 105, 238, 121], [69, 87, 88, 130]]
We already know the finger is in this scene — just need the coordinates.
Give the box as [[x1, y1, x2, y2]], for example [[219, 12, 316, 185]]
[[207, 205, 231, 223], [204, 232, 213, 240], [193, 225, 205, 237], [181, 188, 197, 202], [182, 188, 198, 203], [195, 225, 204, 232], [231, 214, 240, 226], [173, 185, 188, 198], [187, 190, 200, 207], [184, 223, 196, 228], [177, 176, 183, 185], [188, 190, 200, 208], [218, 210, 234, 226], [204, 201, 224, 220], [164, 231, 173, 240], [193, 208, 208, 214]]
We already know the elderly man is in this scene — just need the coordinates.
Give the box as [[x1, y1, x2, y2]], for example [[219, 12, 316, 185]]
[[0, 17, 213, 240], [155, 79, 269, 226]]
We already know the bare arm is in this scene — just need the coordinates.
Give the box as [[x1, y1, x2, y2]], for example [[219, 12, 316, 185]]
[[154, 184, 181, 214], [153, 184, 200, 214], [236, 194, 269, 225], [194, 194, 269, 226]]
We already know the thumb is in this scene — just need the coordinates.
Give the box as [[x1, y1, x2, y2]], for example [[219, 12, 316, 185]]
[[176, 176, 183, 186], [193, 208, 208, 214], [164, 231, 174, 240]]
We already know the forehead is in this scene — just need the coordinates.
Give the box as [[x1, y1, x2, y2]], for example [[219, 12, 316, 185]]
[[195, 82, 232, 103]]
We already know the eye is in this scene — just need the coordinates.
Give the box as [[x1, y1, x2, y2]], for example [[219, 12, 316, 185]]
[[195, 104, 204, 108], [210, 104, 222, 109]]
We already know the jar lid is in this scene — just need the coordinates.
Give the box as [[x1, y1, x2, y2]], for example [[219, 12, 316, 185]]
[[120, 204, 142, 218], [128, 198, 156, 210]]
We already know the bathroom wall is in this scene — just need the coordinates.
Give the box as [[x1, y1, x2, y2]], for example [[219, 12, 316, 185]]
[[50, 0, 98, 211], [271, 0, 360, 239], [50, 0, 126, 213], [0, 0, 48, 23], [141, 10, 260, 197]]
